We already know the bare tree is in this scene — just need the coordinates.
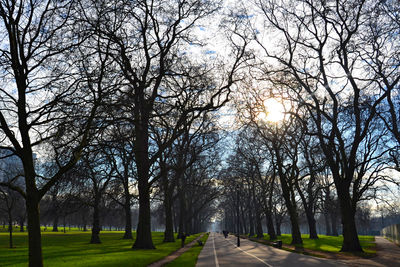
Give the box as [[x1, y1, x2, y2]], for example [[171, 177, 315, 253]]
[[254, 0, 399, 252], [81, 0, 247, 249], [0, 1, 113, 265]]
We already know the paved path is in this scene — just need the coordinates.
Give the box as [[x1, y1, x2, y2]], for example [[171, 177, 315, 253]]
[[339, 236, 400, 267], [196, 232, 338, 267]]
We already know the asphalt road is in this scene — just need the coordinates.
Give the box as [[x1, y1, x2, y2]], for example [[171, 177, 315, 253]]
[[196, 232, 339, 267]]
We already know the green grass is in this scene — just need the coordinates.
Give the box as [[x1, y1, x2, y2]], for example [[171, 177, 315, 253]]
[[166, 232, 209, 267], [0, 226, 93, 233], [0, 230, 202, 267], [262, 234, 376, 255]]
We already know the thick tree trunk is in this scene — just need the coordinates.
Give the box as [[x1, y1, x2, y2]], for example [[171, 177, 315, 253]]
[[338, 190, 362, 252], [122, 195, 133, 239], [240, 205, 247, 234], [305, 209, 318, 239], [132, 181, 155, 249], [287, 204, 302, 244], [90, 196, 101, 244], [132, 117, 155, 249], [163, 194, 175, 242], [252, 186, 263, 238], [255, 213, 263, 238], [177, 186, 186, 239], [274, 146, 302, 244], [20, 218, 24, 232], [248, 209, 254, 237], [280, 183, 302, 244], [26, 193, 43, 267], [266, 212, 277, 240], [275, 219, 281, 236], [52, 215, 59, 232]]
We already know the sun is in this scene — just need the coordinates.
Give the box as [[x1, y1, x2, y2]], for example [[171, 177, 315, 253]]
[[258, 98, 285, 122]]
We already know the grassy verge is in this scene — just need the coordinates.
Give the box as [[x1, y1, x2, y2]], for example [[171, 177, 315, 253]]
[[256, 234, 376, 258], [0, 231, 201, 266], [165, 233, 209, 267]]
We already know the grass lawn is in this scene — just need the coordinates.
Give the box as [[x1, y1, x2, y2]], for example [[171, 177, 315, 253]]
[[165, 232, 209, 267], [0, 230, 202, 267], [262, 234, 376, 255]]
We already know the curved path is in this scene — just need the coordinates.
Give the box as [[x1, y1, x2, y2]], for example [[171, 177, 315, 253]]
[[196, 232, 338, 267]]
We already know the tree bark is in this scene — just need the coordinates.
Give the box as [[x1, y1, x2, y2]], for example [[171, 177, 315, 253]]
[[177, 181, 186, 239], [251, 177, 263, 238], [52, 215, 59, 232], [122, 187, 132, 239], [305, 209, 318, 239], [337, 187, 362, 251], [132, 180, 155, 249], [266, 211, 277, 240], [275, 219, 281, 236], [8, 210, 13, 248], [248, 204, 254, 237], [26, 192, 43, 267], [273, 145, 302, 244], [90, 195, 101, 244], [19, 217, 24, 232], [163, 193, 175, 242]]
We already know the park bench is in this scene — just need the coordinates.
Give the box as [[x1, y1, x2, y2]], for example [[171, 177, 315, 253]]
[[272, 240, 282, 248]]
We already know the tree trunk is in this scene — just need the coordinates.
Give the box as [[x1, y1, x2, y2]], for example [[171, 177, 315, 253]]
[[248, 209, 254, 237], [275, 219, 281, 236], [8, 211, 13, 248], [52, 215, 59, 232], [132, 181, 155, 249], [20, 218, 24, 232], [287, 204, 302, 244], [274, 146, 302, 244], [305, 209, 318, 239], [177, 186, 186, 239], [132, 118, 155, 249], [26, 192, 43, 267], [90, 195, 101, 244], [252, 186, 263, 238], [337, 186, 362, 252], [247, 189, 254, 236], [255, 213, 263, 238], [266, 212, 276, 240], [122, 195, 133, 239], [163, 193, 175, 242]]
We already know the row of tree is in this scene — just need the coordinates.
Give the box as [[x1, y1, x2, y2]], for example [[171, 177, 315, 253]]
[[221, 0, 400, 253], [0, 0, 246, 266], [0, 0, 399, 266]]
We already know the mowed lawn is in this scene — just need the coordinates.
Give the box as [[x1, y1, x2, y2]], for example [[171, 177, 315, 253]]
[[262, 234, 376, 254], [0, 230, 202, 267], [166, 232, 209, 267]]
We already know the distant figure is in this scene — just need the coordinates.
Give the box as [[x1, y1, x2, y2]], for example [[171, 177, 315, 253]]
[[223, 230, 229, 238]]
